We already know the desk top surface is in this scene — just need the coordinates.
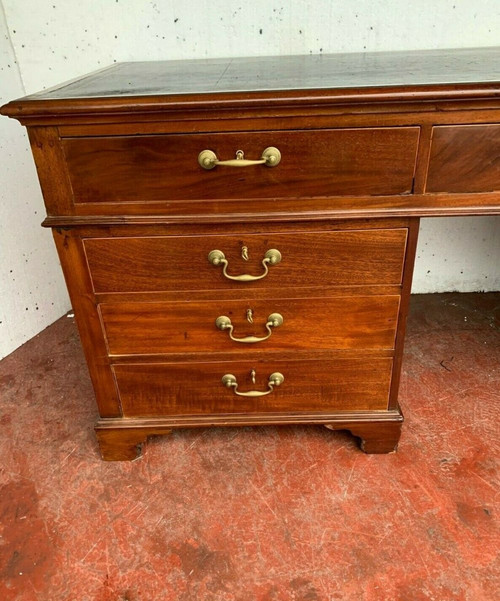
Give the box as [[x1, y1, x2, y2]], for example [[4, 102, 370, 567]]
[[2, 49, 499, 220], [21, 47, 500, 100]]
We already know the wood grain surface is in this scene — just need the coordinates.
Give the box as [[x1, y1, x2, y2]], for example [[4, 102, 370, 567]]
[[52, 229, 121, 417], [62, 128, 419, 203], [113, 357, 393, 416], [426, 124, 500, 193], [84, 228, 408, 293], [100, 295, 400, 356]]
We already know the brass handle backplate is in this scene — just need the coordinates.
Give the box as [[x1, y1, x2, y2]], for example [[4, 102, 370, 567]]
[[221, 372, 284, 397], [208, 248, 281, 282], [199, 147, 281, 169], [215, 313, 283, 343]]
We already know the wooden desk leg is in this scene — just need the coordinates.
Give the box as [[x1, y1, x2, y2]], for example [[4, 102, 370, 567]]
[[95, 428, 147, 461], [95, 427, 172, 461], [325, 420, 403, 454]]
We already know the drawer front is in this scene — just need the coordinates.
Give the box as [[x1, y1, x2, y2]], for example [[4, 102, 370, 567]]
[[100, 296, 400, 355], [85, 228, 408, 293], [426, 124, 500, 193], [63, 127, 419, 203], [113, 357, 393, 416]]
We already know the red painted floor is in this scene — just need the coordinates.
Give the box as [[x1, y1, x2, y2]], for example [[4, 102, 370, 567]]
[[0, 293, 499, 601]]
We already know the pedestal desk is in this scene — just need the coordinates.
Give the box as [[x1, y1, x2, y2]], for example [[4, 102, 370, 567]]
[[2, 48, 499, 460]]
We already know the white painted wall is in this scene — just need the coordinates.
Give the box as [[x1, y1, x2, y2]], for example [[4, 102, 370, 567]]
[[0, 1, 69, 360], [1, 0, 499, 357], [4, 0, 500, 93], [414, 217, 500, 293]]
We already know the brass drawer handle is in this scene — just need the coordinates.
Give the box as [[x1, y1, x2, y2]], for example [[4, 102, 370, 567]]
[[221, 372, 284, 397], [215, 313, 283, 343], [208, 248, 281, 282], [198, 147, 281, 169]]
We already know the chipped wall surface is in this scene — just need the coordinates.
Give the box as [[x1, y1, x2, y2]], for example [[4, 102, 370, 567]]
[[0, 1, 499, 357], [0, 2, 70, 360]]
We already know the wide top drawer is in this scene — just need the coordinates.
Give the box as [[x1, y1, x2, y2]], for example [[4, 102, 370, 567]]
[[426, 124, 500, 193], [62, 127, 419, 204]]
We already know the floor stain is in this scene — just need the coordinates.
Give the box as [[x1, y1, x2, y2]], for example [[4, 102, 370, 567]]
[[0, 478, 57, 596]]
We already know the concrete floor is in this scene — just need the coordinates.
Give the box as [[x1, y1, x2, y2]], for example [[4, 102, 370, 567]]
[[0, 293, 498, 601]]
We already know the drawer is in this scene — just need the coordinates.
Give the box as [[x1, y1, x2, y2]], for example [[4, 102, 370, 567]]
[[62, 127, 419, 203], [84, 228, 408, 293], [113, 357, 393, 416], [426, 125, 500, 193], [100, 296, 400, 356]]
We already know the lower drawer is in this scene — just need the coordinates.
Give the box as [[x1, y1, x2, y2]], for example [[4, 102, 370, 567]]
[[113, 357, 393, 416], [100, 296, 400, 355]]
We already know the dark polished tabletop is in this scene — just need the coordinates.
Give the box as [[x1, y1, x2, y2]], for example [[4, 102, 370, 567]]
[[24, 47, 500, 101]]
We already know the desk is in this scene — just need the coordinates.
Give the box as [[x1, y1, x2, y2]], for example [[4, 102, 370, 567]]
[[2, 48, 499, 460]]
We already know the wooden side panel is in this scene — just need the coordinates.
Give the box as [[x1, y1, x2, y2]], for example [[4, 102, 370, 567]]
[[388, 217, 420, 410], [27, 127, 75, 215], [52, 230, 121, 417], [113, 357, 393, 416], [84, 228, 408, 293], [62, 127, 419, 203], [426, 124, 500, 193], [100, 296, 400, 355]]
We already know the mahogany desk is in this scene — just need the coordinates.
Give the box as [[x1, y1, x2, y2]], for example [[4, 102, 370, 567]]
[[2, 47, 499, 460]]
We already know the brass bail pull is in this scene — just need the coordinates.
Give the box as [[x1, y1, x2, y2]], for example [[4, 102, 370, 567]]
[[215, 313, 283, 344], [208, 248, 282, 282], [221, 372, 284, 397], [198, 147, 281, 169]]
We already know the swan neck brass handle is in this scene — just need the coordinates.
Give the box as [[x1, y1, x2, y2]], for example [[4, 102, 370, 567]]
[[208, 249, 281, 282], [199, 147, 281, 169], [221, 372, 284, 397], [216, 313, 283, 344]]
